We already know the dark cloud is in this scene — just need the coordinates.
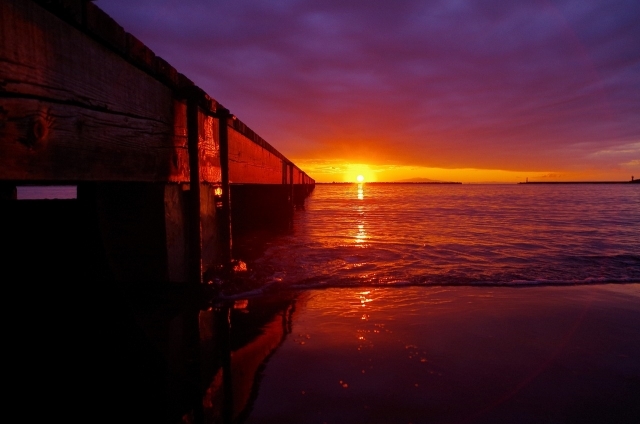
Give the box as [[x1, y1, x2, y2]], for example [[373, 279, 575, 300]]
[[98, 0, 640, 174]]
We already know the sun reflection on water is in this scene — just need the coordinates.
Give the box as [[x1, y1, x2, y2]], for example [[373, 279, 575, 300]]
[[358, 291, 373, 307], [355, 224, 367, 244]]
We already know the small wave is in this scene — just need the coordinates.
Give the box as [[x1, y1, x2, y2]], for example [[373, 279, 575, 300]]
[[214, 275, 640, 302], [287, 276, 640, 291]]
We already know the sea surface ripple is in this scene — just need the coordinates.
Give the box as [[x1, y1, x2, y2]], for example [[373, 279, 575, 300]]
[[240, 184, 640, 291]]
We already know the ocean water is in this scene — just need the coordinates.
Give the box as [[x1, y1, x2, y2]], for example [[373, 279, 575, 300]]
[[242, 183, 640, 291]]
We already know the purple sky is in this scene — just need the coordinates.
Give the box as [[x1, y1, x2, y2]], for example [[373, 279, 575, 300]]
[[98, 0, 639, 181]]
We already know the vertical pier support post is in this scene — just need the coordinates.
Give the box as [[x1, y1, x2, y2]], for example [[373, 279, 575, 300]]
[[186, 94, 203, 284], [289, 163, 294, 221], [217, 107, 232, 272]]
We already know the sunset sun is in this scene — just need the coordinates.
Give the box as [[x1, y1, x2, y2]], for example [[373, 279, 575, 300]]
[[357, 175, 364, 182]]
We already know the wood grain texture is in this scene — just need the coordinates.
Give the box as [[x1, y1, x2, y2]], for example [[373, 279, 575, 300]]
[[198, 110, 221, 183], [1, 0, 172, 121], [0, 1, 191, 182], [0, 97, 188, 181]]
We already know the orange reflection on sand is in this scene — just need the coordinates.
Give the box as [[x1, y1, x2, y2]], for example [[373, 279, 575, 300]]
[[244, 285, 640, 424]]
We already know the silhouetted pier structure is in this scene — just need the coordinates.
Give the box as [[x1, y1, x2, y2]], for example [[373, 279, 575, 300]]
[[2, 1, 315, 422], [1, 0, 314, 284]]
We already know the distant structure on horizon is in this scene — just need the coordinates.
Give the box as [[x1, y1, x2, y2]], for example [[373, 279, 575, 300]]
[[520, 177, 639, 184]]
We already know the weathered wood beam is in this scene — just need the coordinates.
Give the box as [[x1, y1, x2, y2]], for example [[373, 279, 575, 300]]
[[0, 0, 189, 182], [1, 1, 171, 119], [186, 94, 203, 283], [217, 107, 232, 270], [183, 87, 226, 283], [0, 97, 188, 181]]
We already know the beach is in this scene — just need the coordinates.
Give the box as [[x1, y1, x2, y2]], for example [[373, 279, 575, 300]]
[[241, 284, 640, 423]]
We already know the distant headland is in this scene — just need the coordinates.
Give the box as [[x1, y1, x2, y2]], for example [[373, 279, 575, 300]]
[[393, 177, 461, 183]]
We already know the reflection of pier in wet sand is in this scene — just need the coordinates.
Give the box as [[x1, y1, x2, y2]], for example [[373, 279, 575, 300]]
[[200, 296, 298, 423]]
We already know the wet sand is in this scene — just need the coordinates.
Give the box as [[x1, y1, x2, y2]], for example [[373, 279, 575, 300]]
[[243, 284, 640, 424]]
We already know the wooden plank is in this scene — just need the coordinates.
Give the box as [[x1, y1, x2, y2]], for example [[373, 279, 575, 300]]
[[1, 0, 173, 121], [85, 1, 127, 54], [293, 167, 301, 184], [186, 95, 203, 283], [198, 110, 221, 183], [228, 127, 284, 184], [0, 97, 189, 181], [172, 99, 190, 182], [229, 117, 287, 162]]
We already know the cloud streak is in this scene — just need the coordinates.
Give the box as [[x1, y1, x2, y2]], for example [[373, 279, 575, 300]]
[[98, 0, 640, 180]]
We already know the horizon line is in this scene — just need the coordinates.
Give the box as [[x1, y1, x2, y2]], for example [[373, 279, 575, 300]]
[[316, 180, 637, 184]]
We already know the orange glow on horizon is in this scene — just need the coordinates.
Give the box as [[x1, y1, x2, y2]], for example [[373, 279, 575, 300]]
[[290, 159, 631, 184], [342, 164, 376, 183]]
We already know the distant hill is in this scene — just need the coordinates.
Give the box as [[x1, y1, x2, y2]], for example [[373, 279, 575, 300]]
[[393, 177, 459, 183], [317, 178, 462, 184]]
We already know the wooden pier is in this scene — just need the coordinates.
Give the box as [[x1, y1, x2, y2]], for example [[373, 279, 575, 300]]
[[1, 0, 315, 285]]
